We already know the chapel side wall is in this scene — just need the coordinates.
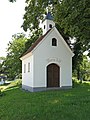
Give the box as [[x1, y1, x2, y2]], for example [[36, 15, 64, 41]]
[[22, 55, 34, 87], [33, 30, 72, 88], [61, 57, 72, 87]]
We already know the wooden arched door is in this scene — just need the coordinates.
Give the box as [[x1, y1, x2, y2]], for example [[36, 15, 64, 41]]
[[47, 63, 60, 87]]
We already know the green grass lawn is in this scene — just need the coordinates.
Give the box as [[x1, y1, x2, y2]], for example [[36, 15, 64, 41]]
[[0, 81, 90, 120]]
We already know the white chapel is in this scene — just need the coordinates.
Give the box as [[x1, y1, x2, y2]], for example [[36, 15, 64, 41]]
[[20, 12, 74, 92]]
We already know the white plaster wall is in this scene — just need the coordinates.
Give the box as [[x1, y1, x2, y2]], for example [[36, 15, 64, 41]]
[[22, 55, 34, 87], [33, 29, 73, 87]]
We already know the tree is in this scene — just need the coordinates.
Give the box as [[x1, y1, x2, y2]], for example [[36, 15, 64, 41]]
[[73, 55, 90, 81], [3, 33, 27, 80], [22, 0, 56, 31], [0, 57, 6, 83], [22, 0, 90, 76], [0, 57, 6, 74], [80, 56, 90, 81], [54, 0, 90, 68]]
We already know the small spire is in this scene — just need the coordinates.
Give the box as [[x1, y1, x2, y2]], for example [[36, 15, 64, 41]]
[[45, 12, 53, 20]]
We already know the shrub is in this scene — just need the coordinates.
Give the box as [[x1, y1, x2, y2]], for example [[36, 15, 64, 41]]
[[72, 78, 81, 88]]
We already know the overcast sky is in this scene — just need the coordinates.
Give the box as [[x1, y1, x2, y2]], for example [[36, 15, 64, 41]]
[[0, 0, 26, 57]]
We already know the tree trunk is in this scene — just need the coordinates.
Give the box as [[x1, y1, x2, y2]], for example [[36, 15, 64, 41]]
[[77, 67, 80, 80]]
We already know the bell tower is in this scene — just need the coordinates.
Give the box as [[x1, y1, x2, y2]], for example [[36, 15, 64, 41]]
[[42, 12, 55, 35]]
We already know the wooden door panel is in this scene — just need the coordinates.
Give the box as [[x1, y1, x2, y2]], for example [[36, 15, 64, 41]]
[[47, 63, 59, 87]]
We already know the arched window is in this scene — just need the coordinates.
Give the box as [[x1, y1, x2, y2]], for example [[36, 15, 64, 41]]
[[24, 64, 26, 73], [28, 63, 30, 72], [49, 24, 52, 28], [52, 38, 57, 46], [44, 25, 45, 29]]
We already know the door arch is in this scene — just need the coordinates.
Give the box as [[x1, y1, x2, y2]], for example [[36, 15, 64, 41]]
[[47, 63, 60, 87]]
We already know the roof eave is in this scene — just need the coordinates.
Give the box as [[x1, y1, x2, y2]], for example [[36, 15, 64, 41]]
[[20, 52, 32, 60]]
